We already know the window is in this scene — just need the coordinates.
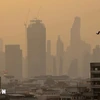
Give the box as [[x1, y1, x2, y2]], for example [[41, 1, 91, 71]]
[[95, 68, 98, 71]]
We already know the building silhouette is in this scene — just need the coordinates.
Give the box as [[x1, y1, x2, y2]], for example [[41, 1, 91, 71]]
[[5, 45, 22, 79], [90, 63, 100, 100], [82, 51, 91, 78], [59, 57, 63, 76], [52, 56, 57, 76], [22, 56, 28, 78], [27, 19, 46, 77], [92, 45, 100, 62], [56, 35, 64, 76], [65, 16, 91, 77], [68, 59, 78, 78], [46, 40, 53, 75], [0, 39, 5, 72]]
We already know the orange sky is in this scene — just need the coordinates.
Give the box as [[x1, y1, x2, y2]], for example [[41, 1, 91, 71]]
[[0, 0, 100, 56]]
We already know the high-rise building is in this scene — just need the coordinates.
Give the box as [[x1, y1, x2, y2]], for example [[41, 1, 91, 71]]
[[0, 38, 3, 52], [27, 19, 46, 77], [90, 63, 100, 100], [53, 56, 57, 76], [56, 35, 64, 76], [82, 51, 91, 78], [5, 45, 22, 79], [92, 45, 100, 62], [68, 59, 78, 78], [70, 17, 81, 46], [0, 39, 5, 73], [46, 40, 53, 75], [65, 16, 91, 77], [47, 40, 51, 55]]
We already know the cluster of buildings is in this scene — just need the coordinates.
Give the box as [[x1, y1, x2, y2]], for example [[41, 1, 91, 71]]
[[0, 16, 99, 85], [0, 62, 100, 100]]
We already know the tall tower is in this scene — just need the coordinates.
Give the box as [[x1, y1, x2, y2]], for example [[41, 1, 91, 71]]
[[47, 40, 51, 55], [0, 38, 5, 72], [0, 38, 3, 52], [92, 45, 100, 62], [27, 19, 46, 78], [46, 40, 52, 75], [53, 56, 56, 76], [5, 45, 22, 79], [70, 16, 81, 46], [56, 35, 64, 75]]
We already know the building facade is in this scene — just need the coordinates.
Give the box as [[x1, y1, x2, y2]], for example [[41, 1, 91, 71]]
[[27, 19, 46, 78], [5, 45, 22, 79], [90, 63, 100, 100]]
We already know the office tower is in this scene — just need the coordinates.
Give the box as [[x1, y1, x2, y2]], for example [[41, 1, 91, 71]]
[[82, 51, 91, 78], [68, 59, 78, 78], [22, 57, 28, 78], [70, 16, 81, 46], [0, 38, 3, 52], [46, 40, 53, 75], [27, 19, 46, 77], [59, 57, 63, 76], [47, 40, 51, 55], [0, 39, 5, 74], [92, 45, 100, 62], [65, 16, 91, 77], [5, 45, 22, 79], [53, 56, 57, 76], [90, 63, 100, 100], [56, 35, 64, 76]]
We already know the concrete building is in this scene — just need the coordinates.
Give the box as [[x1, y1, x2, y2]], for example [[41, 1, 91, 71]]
[[0, 39, 5, 75], [46, 40, 53, 75], [5, 45, 22, 79], [90, 63, 100, 100], [27, 19, 46, 78], [56, 35, 64, 76]]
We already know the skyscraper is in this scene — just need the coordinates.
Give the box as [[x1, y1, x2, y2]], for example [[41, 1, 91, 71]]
[[68, 59, 78, 78], [92, 45, 100, 62], [27, 19, 46, 77], [47, 40, 51, 55], [0, 39, 5, 73], [56, 35, 64, 76], [5, 45, 22, 79], [53, 56, 57, 76], [0, 38, 3, 52], [65, 16, 91, 77], [46, 40, 53, 75]]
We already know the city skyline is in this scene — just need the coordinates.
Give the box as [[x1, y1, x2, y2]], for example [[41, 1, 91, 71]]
[[0, 16, 100, 78], [0, 0, 100, 56]]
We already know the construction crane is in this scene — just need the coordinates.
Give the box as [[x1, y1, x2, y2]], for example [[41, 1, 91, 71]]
[[24, 9, 30, 30], [36, 6, 42, 19]]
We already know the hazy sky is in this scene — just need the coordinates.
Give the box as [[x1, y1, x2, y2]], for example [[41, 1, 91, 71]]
[[0, 0, 100, 56]]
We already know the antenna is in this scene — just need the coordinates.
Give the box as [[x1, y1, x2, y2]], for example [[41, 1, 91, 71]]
[[36, 6, 42, 19]]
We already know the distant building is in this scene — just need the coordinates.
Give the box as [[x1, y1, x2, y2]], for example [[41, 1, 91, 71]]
[[5, 45, 22, 79], [0, 39, 5, 73], [46, 40, 53, 75], [22, 56, 28, 78], [92, 45, 100, 62], [65, 17, 91, 77], [56, 35, 64, 76], [27, 19, 46, 77], [68, 59, 78, 78], [82, 51, 91, 78], [52, 56, 57, 76], [90, 63, 100, 100]]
